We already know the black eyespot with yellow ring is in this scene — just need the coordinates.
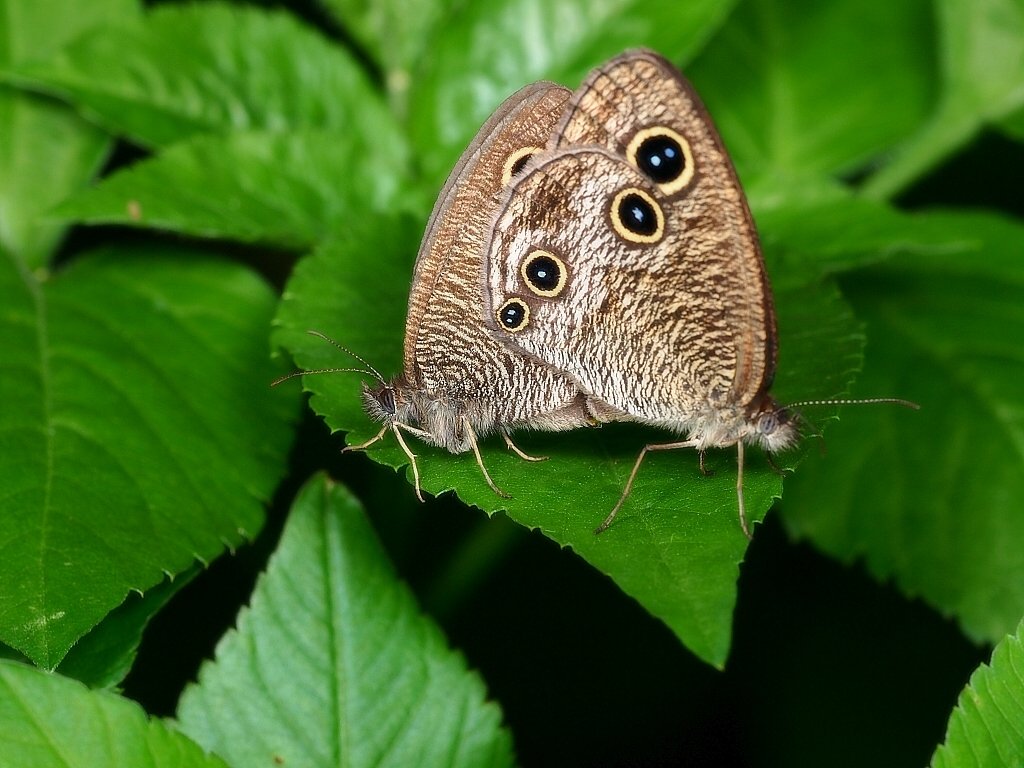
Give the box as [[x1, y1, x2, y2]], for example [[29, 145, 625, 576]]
[[610, 187, 664, 244], [521, 250, 568, 297], [496, 298, 530, 332], [626, 126, 695, 195], [501, 146, 541, 187]]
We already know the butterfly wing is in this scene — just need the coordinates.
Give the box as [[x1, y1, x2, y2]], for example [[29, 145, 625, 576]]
[[405, 82, 566, 374], [481, 52, 777, 428], [403, 82, 588, 428]]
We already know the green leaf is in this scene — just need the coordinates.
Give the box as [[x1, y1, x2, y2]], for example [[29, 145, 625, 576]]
[[0, 0, 137, 63], [271, 214, 862, 667], [783, 211, 1024, 644], [0, 659, 228, 768], [176, 475, 514, 768], [0, 92, 110, 268], [865, 0, 1024, 198], [406, 0, 737, 186], [0, 91, 110, 269], [688, 0, 934, 184], [0, 0, 137, 268], [752, 181, 979, 279], [0, 573, 192, 691], [0, 245, 296, 668], [54, 130, 414, 249], [931, 618, 1024, 768], [55, 570, 198, 690], [4, 3, 393, 148]]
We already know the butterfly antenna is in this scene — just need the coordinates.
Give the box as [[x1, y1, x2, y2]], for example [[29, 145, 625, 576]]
[[305, 330, 387, 384], [271, 331, 388, 387], [783, 397, 920, 410], [271, 367, 383, 388]]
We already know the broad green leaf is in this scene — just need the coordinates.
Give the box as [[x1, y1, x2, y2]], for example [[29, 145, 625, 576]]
[[931, 619, 1024, 768], [0, 245, 296, 668], [866, 0, 1024, 198], [176, 475, 514, 768], [783, 211, 1024, 644], [271, 215, 862, 667], [54, 130, 415, 249], [407, 0, 736, 186], [0, 659, 228, 768], [4, 3, 394, 149], [688, 0, 934, 184], [0, 0, 137, 268]]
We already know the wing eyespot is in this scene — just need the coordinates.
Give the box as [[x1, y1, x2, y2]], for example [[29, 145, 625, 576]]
[[501, 146, 542, 187], [626, 126, 695, 195], [521, 249, 568, 298], [496, 298, 530, 332], [609, 188, 664, 244]]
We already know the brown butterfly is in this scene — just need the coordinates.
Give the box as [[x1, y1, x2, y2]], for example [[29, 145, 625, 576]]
[[341, 49, 796, 538]]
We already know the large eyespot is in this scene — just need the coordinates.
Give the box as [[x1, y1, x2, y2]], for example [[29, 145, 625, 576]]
[[501, 146, 541, 186], [496, 298, 530, 332], [610, 188, 664, 244], [521, 249, 568, 297], [626, 127, 695, 195]]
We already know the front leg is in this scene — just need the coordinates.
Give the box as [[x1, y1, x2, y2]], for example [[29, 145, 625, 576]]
[[502, 429, 547, 462]]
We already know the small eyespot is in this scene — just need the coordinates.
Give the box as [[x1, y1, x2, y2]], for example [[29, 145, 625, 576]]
[[626, 127, 695, 194], [501, 146, 541, 186], [609, 188, 664, 244], [521, 250, 568, 297], [496, 298, 530, 332]]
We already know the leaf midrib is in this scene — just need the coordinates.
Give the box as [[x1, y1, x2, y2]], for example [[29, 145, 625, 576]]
[[17, 258, 58, 667]]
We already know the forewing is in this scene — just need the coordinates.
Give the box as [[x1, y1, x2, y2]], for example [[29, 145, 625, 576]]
[[403, 82, 587, 426]]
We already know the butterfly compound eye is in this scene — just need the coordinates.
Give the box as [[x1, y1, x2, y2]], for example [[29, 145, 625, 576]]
[[610, 188, 664, 244], [627, 126, 695, 195], [496, 298, 530, 332]]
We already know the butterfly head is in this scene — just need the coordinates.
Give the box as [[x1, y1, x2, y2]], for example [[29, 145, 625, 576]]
[[361, 375, 431, 430], [362, 380, 400, 423], [748, 399, 799, 453]]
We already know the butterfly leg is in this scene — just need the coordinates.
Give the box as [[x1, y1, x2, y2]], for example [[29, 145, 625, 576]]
[[391, 423, 426, 503], [735, 440, 751, 540], [595, 439, 699, 534], [464, 420, 511, 499], [502, 430, 548, 462], [342, 424, 388, 453], [698, 450, 715, 477], [343, 423, 427, 502]]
